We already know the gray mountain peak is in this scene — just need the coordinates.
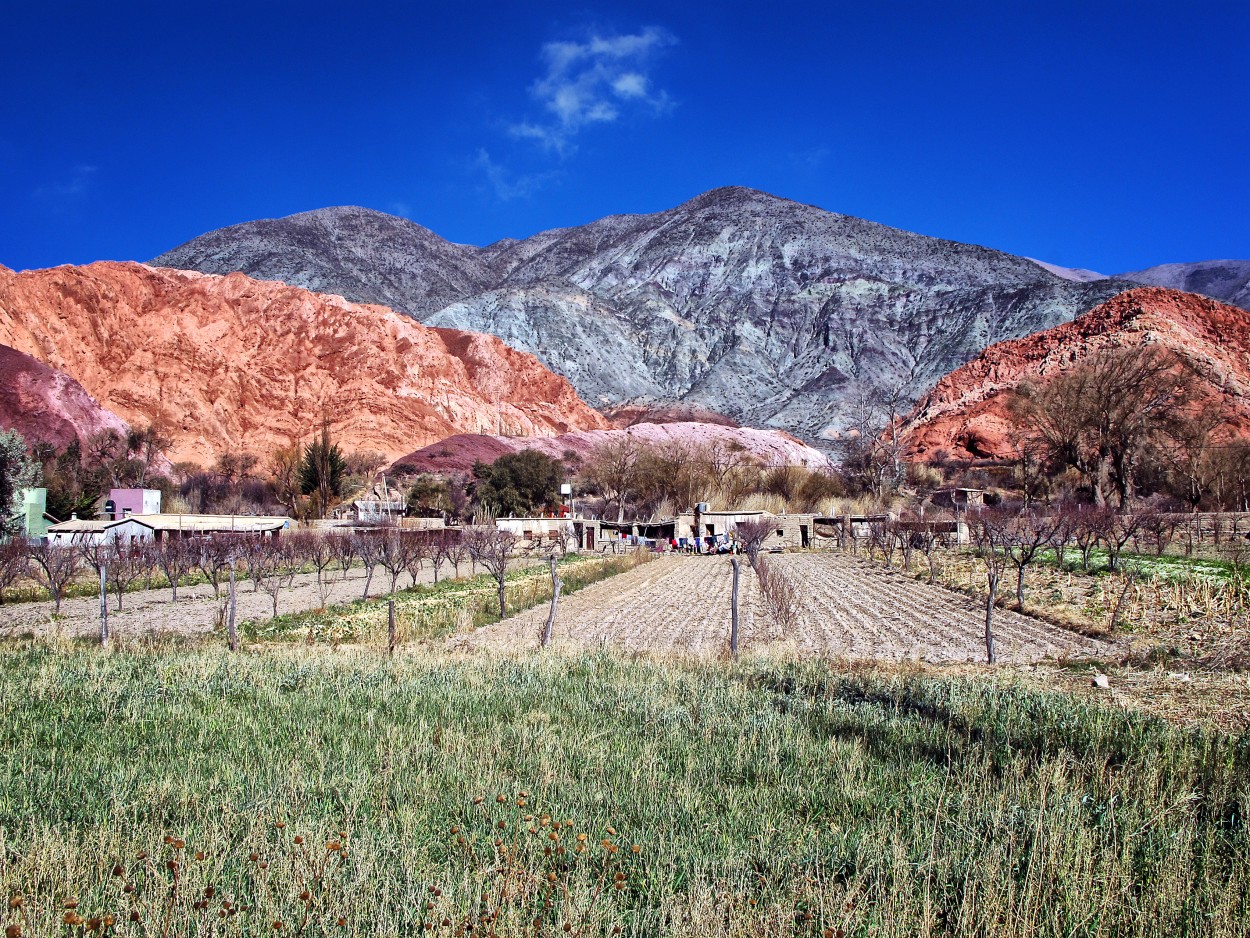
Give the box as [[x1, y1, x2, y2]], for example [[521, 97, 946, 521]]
[[152, 190, 1139, 444]]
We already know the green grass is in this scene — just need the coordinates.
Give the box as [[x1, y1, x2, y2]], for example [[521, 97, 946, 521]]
[[1041, 547, 1246, 584], [244, 552, 647, 644], [0, 646, 1245, 936]]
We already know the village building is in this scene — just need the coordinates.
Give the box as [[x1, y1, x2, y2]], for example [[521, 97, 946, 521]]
[[495, 516, 599, 551], [46, 513, 293, 547]]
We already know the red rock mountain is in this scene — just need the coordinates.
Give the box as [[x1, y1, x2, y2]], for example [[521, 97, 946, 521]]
[[900, 287, 1250, 461], [0, 262, 607, 465], [0, 343, 130, 450]]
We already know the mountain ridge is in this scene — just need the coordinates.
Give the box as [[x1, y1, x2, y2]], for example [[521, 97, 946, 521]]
[[0, 261, 607, 464], [153, 188, 1146, 443]]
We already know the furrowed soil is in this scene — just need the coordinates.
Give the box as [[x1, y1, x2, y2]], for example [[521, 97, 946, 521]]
[[457, 553, 1107, 663]]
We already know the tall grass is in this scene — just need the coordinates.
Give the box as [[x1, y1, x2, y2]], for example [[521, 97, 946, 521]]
[[0, 647, 1245, 936]]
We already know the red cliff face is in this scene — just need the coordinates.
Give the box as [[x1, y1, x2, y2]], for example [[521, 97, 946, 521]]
[[900, 287, 1250, 461], [0, 262, 607, 465], [0, 344, 130, 450]]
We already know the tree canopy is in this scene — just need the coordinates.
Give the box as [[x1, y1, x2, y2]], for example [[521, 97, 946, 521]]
[[472, 450, 563, 517]]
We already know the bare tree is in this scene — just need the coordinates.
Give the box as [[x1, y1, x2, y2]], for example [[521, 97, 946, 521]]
[[329, 533, 356, 582], [291, 531, 335, 608], [970, 510, 1014, 663], [353, 531, 383, 600], [28, 542, 80, 614], [1102, 506, 1145, 573], [403, 533, 427, 588], [1005, 508, 1062, 610], [1070, 506, 1108, 572], [196, 536, 234, 599], [447, 535, 469, 579], [0, 540, 29, 604], [155, 537, 197, 601], [581, 437, 641, 522], [1136, 499, 1182, 556], [255, 538, 298, 617], [465, 526, 517, 620], [1011, 345, 1198, 507], [107, 540, 151, 611], [428, 532, 450, 583], [734, 517, 774, 568], [376, 528, 411, 598]]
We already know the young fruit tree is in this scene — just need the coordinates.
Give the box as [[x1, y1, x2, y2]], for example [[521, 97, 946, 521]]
[[465, 526, 518, 620], [155, 537, 196, 601], [27, 541, 80, 614], [971, 510, 1015, 663]]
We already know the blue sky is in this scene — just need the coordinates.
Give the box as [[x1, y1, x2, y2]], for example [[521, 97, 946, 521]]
[[2, 1, 1247, 275]]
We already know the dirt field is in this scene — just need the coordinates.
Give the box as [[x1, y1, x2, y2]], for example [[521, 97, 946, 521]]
[[452, 554, 771, 657], [0, 565, 450, 641], [771, 553, 1108, 662], [456, 553, 1108, 663]]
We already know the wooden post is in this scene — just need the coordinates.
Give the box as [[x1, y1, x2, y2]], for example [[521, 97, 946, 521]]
[[388, 598, 397, 657], [541, 555, 563, 648], [227, 560, 238, 652], [99, 564, 109, 645], [730, 558, 740, 660]]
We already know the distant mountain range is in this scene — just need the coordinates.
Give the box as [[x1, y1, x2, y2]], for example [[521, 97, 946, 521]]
[[159, 188, 1205, 445]]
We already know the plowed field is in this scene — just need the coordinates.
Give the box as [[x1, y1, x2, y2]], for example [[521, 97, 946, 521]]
[[456, 552, 1109, 662]]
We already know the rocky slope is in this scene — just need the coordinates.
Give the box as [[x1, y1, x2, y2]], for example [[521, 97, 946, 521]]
[[151, 188, 1132, 444], [1118, 260, 1250, 311], [0, 263, 606, 465], [392, 422, 832, 476], [899, 287, 1250, 461], [0, 344, 130, 451], [154, 206, 494, 315]]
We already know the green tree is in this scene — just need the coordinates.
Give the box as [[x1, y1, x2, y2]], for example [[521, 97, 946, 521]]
[[298, 422, 346, 518], [472, 450, 563, 517], [0, 430, 40, 537]]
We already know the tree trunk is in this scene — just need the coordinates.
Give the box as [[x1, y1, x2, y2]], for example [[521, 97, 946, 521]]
[[1016, 566, 1026, 610], [541, 555, 563, 648], [729, 558, 740, 660], [985, 570, 998, 664], [99, 565, 109, 645], [227, 562, 238, 652], [497, 577, 508, 622], [388, 598, 396, 656]]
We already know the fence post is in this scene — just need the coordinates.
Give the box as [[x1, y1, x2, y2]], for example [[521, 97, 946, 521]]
[[99, 563, 109, 645], [730, 558, 740, 660], [227, 560, 238, 652], [542, 554, 563, 648]]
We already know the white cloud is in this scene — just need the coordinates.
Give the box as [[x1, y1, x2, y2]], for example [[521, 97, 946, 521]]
[[510, 26, 676, 154], [32, 164, 96, 200], [474, 149, 557, 201]]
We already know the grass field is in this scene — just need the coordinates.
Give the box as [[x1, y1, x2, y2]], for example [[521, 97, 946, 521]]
[[1, 645, 1246, 937]]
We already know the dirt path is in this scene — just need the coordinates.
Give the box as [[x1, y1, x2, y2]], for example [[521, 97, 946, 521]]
[[0, 564, 464, 641], [452, 555, 770, 657], [456, 552, 1110, 663]]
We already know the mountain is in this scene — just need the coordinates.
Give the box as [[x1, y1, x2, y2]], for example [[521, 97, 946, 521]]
[[153, 206, 495, 316], [1025, 258, 1106, 282], [898, 287, 1250, 461], [0, 344, 130, 451], [392, 422, 832, 476], [1118, 260, 1250, 311], [151, 188, 1134, 443], [0, 262, 606, 465]]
